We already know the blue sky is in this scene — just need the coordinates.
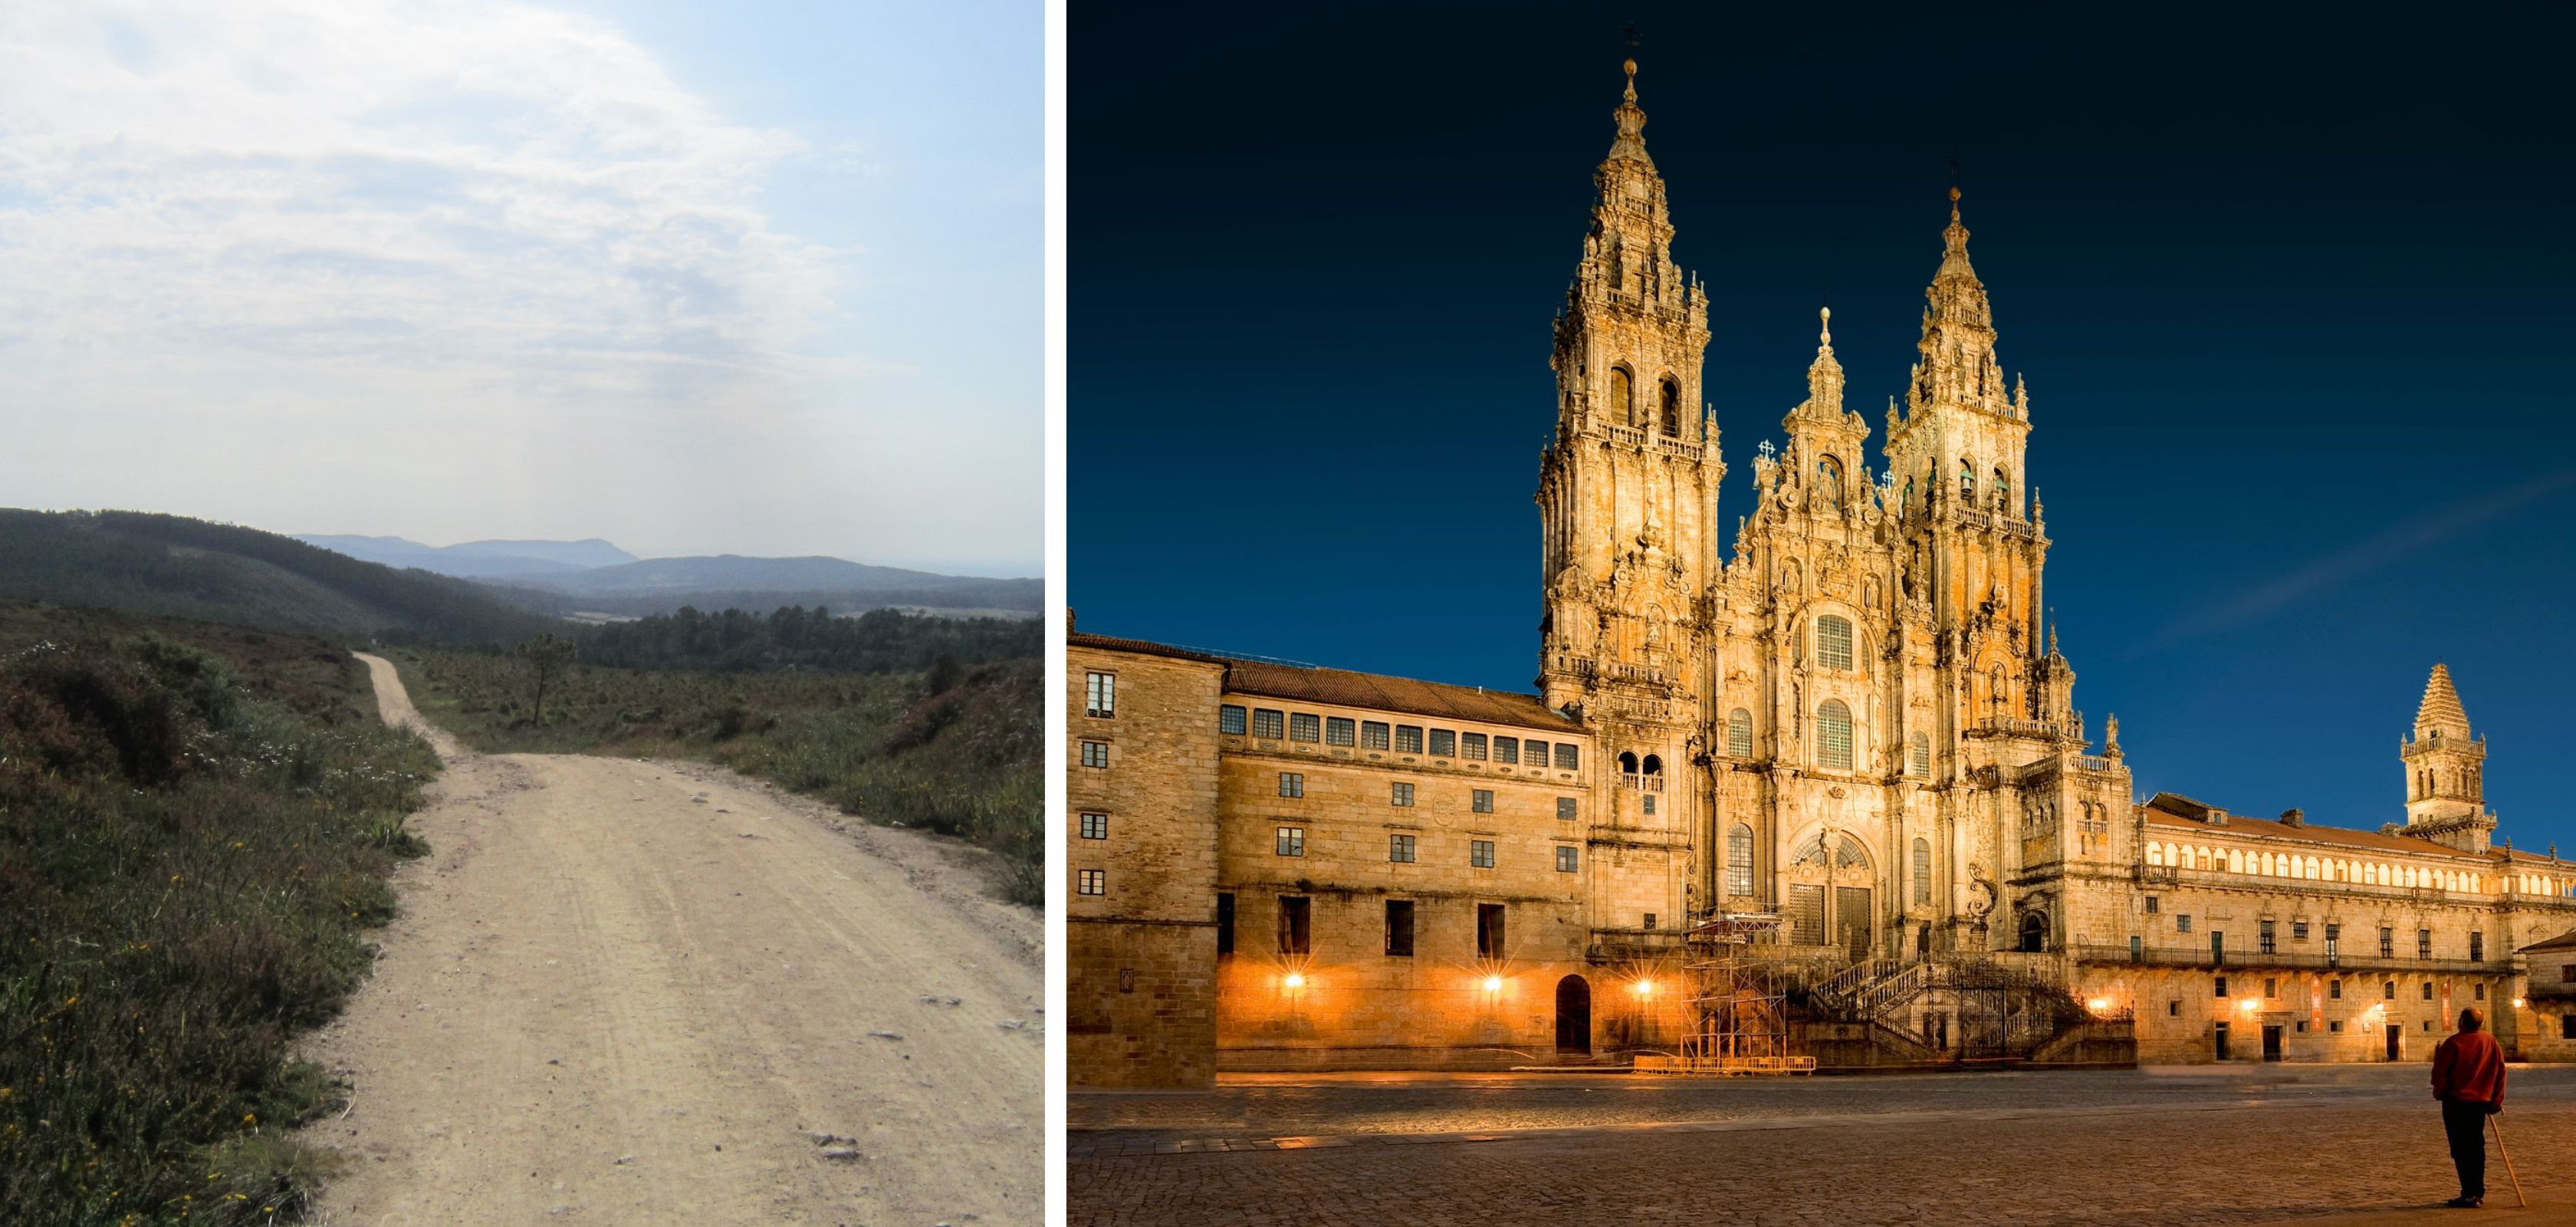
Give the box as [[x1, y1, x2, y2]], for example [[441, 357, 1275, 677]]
[[0, 0, 1039, 575], [1070, 4, 2576, 856]]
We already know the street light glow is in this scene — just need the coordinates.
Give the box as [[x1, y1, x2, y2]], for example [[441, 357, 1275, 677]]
[[1484, 975, 1504, 993], [1283, 972, 1305, 989], [1635, 979, 1655, 997]]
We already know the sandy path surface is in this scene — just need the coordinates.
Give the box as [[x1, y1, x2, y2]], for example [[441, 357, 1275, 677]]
[[300, 654, 1040, 1226]]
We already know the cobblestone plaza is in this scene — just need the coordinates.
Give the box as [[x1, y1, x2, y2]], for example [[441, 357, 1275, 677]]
[[1070, 1067, 2576, 1225]]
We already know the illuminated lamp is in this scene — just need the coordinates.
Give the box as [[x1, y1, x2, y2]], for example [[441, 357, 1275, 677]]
[[1283, 972, 1306, 989], [1483, 975, 1504, 994], [1635, 979, 1655, 998]]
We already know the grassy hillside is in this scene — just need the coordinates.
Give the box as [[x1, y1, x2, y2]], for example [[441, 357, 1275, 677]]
[[396, 642, 1042, 903], [0, 510, 554, 646], [0, 603, 438, 1225]]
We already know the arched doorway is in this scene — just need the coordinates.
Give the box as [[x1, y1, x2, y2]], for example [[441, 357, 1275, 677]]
[[2019, 910, 2048, 953], [1555, 975, 1592, 1054]]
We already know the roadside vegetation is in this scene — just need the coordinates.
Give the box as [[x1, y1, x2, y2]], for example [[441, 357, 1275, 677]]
[[394, 607, 1041, 904], [0, 603, 438, 1225]]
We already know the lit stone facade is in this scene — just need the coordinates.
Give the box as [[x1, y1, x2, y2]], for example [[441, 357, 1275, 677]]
[[1064, 61, 2576, 1087]]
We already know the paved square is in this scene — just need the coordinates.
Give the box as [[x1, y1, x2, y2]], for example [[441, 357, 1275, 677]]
[[1070, 1067, 2576, 1225]]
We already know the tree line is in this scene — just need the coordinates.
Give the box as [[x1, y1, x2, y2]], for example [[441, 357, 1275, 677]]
[[567, 605, 1040, 674]]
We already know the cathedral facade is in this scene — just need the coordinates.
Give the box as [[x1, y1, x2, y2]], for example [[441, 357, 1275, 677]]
[[1066, 63, 2576, 1087]]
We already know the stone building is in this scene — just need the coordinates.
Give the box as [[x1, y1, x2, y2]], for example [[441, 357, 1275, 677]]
[[1065, 61, 2576, 1087]]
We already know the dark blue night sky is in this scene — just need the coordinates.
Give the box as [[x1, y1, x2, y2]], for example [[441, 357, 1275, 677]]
[[1072, 5, 2576, 854]]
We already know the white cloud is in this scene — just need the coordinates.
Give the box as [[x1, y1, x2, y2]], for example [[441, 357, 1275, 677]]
[[0, 0, 836, 404]]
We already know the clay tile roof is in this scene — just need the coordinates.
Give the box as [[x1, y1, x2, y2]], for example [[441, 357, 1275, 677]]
[[1065, 630, 1229, 666], [1223, 660, 1582, 733], [2519, 928, 2576, 954], [2142, 793, 2485, 860]]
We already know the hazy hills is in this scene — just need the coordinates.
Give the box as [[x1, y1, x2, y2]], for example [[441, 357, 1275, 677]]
[[294, 535, 641, 577], [296, 535, 1041, 619], [0, 511, 554, 644]]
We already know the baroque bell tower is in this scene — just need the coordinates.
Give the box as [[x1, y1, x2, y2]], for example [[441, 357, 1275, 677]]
[[2400, 663, 2493, 851], [1535, 60, 1723, 931]]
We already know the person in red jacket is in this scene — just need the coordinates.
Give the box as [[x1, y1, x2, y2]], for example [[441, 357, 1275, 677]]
[[2431, 1007, 2508, 1208]]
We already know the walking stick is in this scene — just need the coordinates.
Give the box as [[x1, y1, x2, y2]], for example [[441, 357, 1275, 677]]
[[2489, 1114, 2527, 1208]]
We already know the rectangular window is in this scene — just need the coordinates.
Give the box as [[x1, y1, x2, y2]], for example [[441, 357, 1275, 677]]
[[1277, 896, 1309, 955], [1077, 868, 1105, 896], [2264, 978, 2278, 998], [1526, 740, 1549, 768], [2330, 979, 2342, 999], [1216, 892, 1234, 955], [1278, 772, 1304, 798], [2418, 929, 2433, 960], [1395, 725, 1424, 754], [1556, 743, 1579, 771], [1789, 884, 1825, 946], [2211, 930, 2226, 961], [1385, 900, 1414, 956], [1494, 736, 1520, 765], [2131, 936, 2144, 962], [1326, 716, 1355, 746], [2326, 924, 2341, 961], [1642, 794, 1657, 817], [1289, 712, 1320, 742], [1389, 834, 1417, 863], [2293, 920, 2309, 941], [1361, 721, 1391, 751], [2330, 1021, 2343, 1033], [1472, 789, 1493, 814], [2168, 1001, 2180, 1017], [2385, 981, 2396, 1000], [1817, 617, 1855, 671], [2470, 932, 2485, 962], [1644, 913, 1658, 930], [1429, 729, 1456, 757], [2178, 914, 2193, 934], [1220, 705, 1247, 735], [2145, 896, 2160, 914], [1079, 812, 1109, 840], [2476, 983, 2486, 1001], [2423, 981, 2434, 1001], [1276, 826, 1305, 857], [1557, 797, 1577, 821], [1252, 708, 1285, 739], [1080, 741, 1109, 768], [2564, 964, 2576, 982], [2564, 1015, 2576, 1041], [1470, 839, 1496, 868], [2380, 927, 2395, 959], [1556, 846, 1579, 873], [1477, 903, 1506, 958], [2215, 976, 2228, 998], [1391, 782, 1415, 807], [1084, 672, 1115, 719], [2260, 921, 2276, 955], [1462, 732, 1487, 760]]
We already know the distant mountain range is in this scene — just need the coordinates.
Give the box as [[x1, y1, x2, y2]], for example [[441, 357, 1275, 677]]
[[293, 535, 1040, 619], [294, 535, 641, 578], [2, 512, 554, 644]]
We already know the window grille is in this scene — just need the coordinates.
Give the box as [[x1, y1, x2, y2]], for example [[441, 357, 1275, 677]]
[[1472, 789, 1493, 814], [1361, 722, 1390, 751], [1275, 827, 1304, 857], [1817, 701, 1854, 770], [1391, 782, 1414, 807], [1494, 737, 1519, 765], [1727, 824, 1754, 895], [1077, 869, 1104, 896], [1556, 743, 1579, 770], [1252, 708, 1284, 739], [1278, 773, 1303, 798], [1080, 741, 1109, 768], [1556, 847, 1579, 873], [1289, 712, 1320, 742], [1326, 716, 1355, 746], [1389, 834, 1416, 863], [1816, 616, 1854, 671], [1462, 732, 1488, 760], [1429, 729, 1455, 757], [1557, 797, 1576, 821], [1084, 672, 1115, 718], [1727, 709, 1753, 758], [1395, 725, 1424, 754], [1220, 705, 1247, 735], [1079, 813, 1108, 840], [1470, 840, 1495, 868]]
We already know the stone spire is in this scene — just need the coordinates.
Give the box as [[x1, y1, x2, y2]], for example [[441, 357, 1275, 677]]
[[1905, 185, 2009, 419], [2413, 662, 2472, 742], [1606, 58, 1652, 168], [2402, 662, 2491, 850], [1802, 307, 1845, 416]]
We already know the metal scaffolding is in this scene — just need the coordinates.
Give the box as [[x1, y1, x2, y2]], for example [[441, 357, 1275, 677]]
[[1638, 913, 1817, 1076]]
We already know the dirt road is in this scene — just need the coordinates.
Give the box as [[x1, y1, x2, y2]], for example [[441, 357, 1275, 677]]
[[301, 654, 1040, 1226]]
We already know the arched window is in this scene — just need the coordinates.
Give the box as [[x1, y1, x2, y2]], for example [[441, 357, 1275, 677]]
[[1959, 458, 1975, 501], [1988, 663, 2006, 715], [1726, 709, 1753, 758], [1907, 732, 1930, 777], [1817, 700, 1854, 770], [1817, 455, 1844, 511], [1815, 615, 1855, 671], [1618, 751, 1638, 775], [1641, 754, 1663, 777], [1992, 466, 2009, 512], [1609, 366, 1635, 426], [1835, 835, 1868, 869], [1726, 824, 1754, 896], [1902, 476, 1914, 518], [2147, 843, 2164, 866], [1911, 837, 1932, 905], [1659, 379, 1681, 437]]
